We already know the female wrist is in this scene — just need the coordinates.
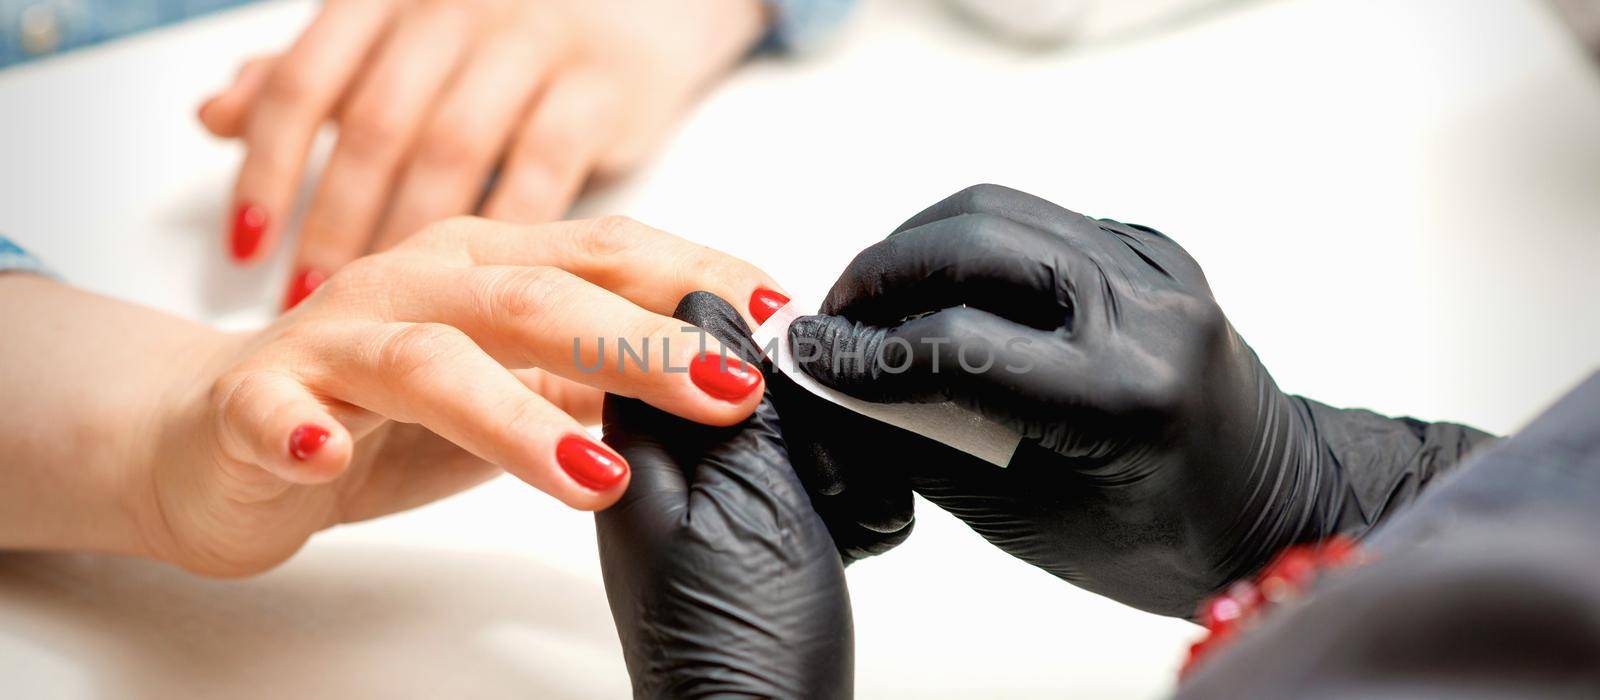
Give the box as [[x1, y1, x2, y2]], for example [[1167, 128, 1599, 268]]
[[120, 328, 248, 565]]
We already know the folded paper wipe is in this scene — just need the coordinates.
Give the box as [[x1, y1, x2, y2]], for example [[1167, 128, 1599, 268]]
[[752, 301, 1021, 467]]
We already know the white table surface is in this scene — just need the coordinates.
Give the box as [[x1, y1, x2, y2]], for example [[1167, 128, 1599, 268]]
[[2, 0, 1598, 697]]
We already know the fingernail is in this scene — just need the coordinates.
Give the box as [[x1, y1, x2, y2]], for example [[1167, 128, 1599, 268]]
[[230, 202, 269, 262], [749, 288, 790, 325], [283, 267, 326, 310], [556, 434, 627, 491], [689, 352, 761, 401], [288, 424, 330, 461]]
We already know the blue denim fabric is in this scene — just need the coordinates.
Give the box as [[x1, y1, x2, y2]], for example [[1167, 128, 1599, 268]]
[[1, 0, 261, 68], [762, 0, 858, 51], [0, 235, 48, 276], [2, 1, 855, 67]]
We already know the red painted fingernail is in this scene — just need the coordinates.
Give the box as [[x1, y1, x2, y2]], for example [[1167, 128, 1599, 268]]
[[288, 424, 330, 461], [689, 352, 761, 401], [749, 288, 790, 325], [230, 202, 269, 262], [283, 267, 327, 310], [556, 434, 627, 491]]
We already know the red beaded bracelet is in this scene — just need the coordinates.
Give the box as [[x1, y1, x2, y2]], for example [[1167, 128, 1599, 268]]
[[1180, 535, 1366, 679]]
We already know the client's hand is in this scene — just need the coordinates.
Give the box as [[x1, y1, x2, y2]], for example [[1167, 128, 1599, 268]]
[[0, 216, 783, 577], [198, 0, 770, 308], [789, 184, 1492, 616], [597, 292, 852, 699]]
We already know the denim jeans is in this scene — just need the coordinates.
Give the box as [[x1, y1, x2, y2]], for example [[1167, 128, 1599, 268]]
[[1, 0, 261, 68]]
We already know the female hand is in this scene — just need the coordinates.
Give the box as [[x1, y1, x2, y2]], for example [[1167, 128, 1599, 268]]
[[197, 0, 770, 308], [0, 216, 787, 577]]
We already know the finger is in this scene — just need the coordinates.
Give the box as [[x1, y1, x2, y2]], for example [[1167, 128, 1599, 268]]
[[285, 4, 477, 307], [666, 294, 822, 533], [372, 34, 555, 251], [896, 185, 1197, 289], [891, 183, 1096, 236], [227, 0, 398, 264], [598, 289, 796, 501], [821, 212, 1093, 330], [310, 321, 629, 510], [199, 55, 278, 138], [400, 216, 786, 329], [388, 265, 764, 427], [212, 369, 354, 486], [480, 71, 622, 225], [515, 368, 605, 425], [336, 425, 502, 523], [768, 372, 915, 529], [789, 307, 1085, 429]]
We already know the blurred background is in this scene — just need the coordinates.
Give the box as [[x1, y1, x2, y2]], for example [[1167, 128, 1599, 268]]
[[2, 0, 1598, 697]]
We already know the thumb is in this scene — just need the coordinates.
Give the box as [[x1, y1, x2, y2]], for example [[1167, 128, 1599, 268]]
[[788, 313, 938, 404], [213, 369, 353, 485]]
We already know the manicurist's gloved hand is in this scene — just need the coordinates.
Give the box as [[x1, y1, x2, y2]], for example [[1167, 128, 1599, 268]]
[[789, 184, 1494, 617], [596, 292, 852, 699]]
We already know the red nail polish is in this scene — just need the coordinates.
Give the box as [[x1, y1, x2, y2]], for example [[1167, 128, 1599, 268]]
[[230, 202, 269, 261], [556, 434, 627, 490], [749, 288, 790, 325], [689, 352, 761, 401], [288, 424, 330, 461], [283, 267, 326, 310]]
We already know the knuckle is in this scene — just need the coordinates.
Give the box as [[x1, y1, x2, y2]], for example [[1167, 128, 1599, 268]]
[[264, 62, 318, 106], [470, 265, 571, 323], [924, 306, 976, 341], [209, 370, 260, 430], [338, 108, 408, 161], [405, 215, 475, 250], [497, 397, 553, 452], [687, 248, 764, 294], [1165, 291, 1227, 338], [955, 212, 1010, 247], [953, 183, 1010, 213], [1107, 347, 1189, 416], [316, 254, 388, 300], [417, 122, 492, 172], [370, 322, 474, 383], [578, 215, 646, 259]]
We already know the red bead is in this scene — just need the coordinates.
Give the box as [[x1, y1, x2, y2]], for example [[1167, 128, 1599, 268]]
[[1203, 594, 1244, 634], [1259, 547, 1318, 601], [1226, 580, 1263, 617], [1317, 535, 1360, 567]]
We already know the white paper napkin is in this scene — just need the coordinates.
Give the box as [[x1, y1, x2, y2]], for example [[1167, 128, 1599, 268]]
[[753, 301, 1020, 467]]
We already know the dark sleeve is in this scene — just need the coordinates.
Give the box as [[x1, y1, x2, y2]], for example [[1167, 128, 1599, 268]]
[[1294, 396, 1496, 541], [1179, 373, 1600, 699]]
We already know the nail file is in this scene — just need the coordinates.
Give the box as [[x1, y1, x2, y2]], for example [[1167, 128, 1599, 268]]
[[752, 301, 1021, 467]]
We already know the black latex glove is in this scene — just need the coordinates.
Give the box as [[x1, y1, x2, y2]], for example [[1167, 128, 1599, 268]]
[[766, 372, 917, 564], [596, 291, 852, 699], [789, 184, 1494, 617]]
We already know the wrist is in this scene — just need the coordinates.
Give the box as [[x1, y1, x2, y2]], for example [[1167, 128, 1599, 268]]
[[123, 329, 248, 565], [1295, 396, 1494, 541], [0, 276, 230, 557]]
